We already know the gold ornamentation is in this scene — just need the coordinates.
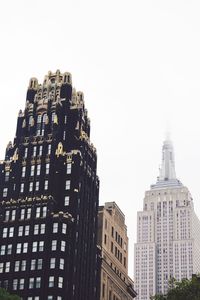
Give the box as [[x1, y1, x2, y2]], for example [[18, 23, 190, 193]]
[[55, 142, 64, 157]]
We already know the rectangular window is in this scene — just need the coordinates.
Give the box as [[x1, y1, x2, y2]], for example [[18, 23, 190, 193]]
[[31, 259, 36, 271], [58, 277, 63, 288], [30, 165, 35, 177], [27, 208, 31, 219], [49, 276, 54, 287], [39, 146, 43, 156], [11, 210, 16, 220], [37, 259, 43, 270], [0, 263, 3, 273], [19, 278, 25, 290], [13, 279, 18, 290], [46, 163, 50, 174], [48, 145, 51, 155], [64, 196, 69, 206], [53, 223, 58, 233], [0, 245, 6, 255], [5, 171, 9, 182], [2, 228, 8, 238], [42, 206, 47, 217], [44, 180, 48, 190], [7, 244, 12, 255], [22, 166, 26, 177], [40, 224, 45, 234], [32, 242, 37, 252], [37, 165, 41, 176], [61, 241, 66, 252], [65, 180, 70, 190], [21, 260, 26, 271], [35, 181, 40, 191], [62, 224, 67, 234], [29, 277, 34, 289], [34, 224, 39, 235], [24, 225, 30, 236], [20, 208, 25, 220], [16, 243, 22, 254], [24, 147, 28, 158], [59, 258, 64, 270], [3, 188, 8, 197], [33, 146, 37, 157], [5, 210, 9, 221], [50, 258, 56, 269], [20, 183, 24, 193], [9, 227, 14, 237], [66, 163, 71, 174], [23, 242, 28, 253], [5, 262, 10, 273], [36, 277, 41, 288], [29, 182, 33, 192], [39, 241, 44, 252], [15, 261, 20, 272], [36, 207, 40, 218], [51, 240, 57, 251]]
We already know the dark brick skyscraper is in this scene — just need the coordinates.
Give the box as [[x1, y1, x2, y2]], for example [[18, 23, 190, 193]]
[[0, 70, 99, 300]]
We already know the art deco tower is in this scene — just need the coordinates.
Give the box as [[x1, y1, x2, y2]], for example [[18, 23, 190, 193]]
[[134, 138, 200, 300], [0, 70, 99, 300]]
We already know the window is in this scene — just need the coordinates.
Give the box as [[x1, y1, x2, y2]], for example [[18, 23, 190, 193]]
[[9, 227, 14, 237], [39, 146, 43, 156], [27, 208, 31, 219], [0, 263, 3, 273], [31, 259, 36, 270], [19, 278, 25, 290], [44, 180, 48, 190], [39, 241, 44, 252], [33, 146, 37, 157], [0, 245, 6, 255], [40, 224, 45, 234], [7, 244, 12, 255], [59, 258, 64, 270], [30, 165, 35, 177], [36, 207, 40, 218], [21, 260, 26, 271], [3, 188, 8, 197], [35, 181, 40, 191], [24, 147, 28, 158], [53, 223, 58, 233], [48, 297, 53, 300], [64, 196, 69, 206], [42, 206, 47, 217], [58, 277, 63, 288], [15, 261, 20, 272], [29, 182, 33, 192], [51, 240, 57, 251], [36, 165, 41, 176], [36, 277, 41, 288], [62, 224, 67, 234], [22, 166, 26, 177], [16, 243, 22, 254], [32, 242, 37, 252], [2, 228, 8, 238], [65, 180, 70, 190], [13, 279, 18, 290], [48, 144, 51, 155], [23, 242, 28, 253], [34, 224, 39, 235], [20, 208, 25, 220], [46, 163, 50, 174], [61, 241, 66, 252], [57, 297, 62, 300], [20, 183, 24, 193], [49, 276, 54, 287], [38, 259, 43, 270], [5, 210, 9, 221], [11, 209, 16, 220], [50, 258, 56, 269], [5, 262, 10, 272], [5, 171, 9, 182], [66, 163, 71, 174], [29, 277, 34, 289]]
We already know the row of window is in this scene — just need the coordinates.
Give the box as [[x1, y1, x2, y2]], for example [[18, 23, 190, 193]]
[[12, 275, 64, 290], [0, 257, 65, 273], [0, 240, 66, 255], [4, 206, 47, 221], [2, 222, 67, 238]]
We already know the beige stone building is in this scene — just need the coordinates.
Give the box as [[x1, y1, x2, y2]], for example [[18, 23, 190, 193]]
[[98, 202, 137, 300]]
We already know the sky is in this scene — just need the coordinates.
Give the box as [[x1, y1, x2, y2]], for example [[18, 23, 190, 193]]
[[1, 0, 200, 278]]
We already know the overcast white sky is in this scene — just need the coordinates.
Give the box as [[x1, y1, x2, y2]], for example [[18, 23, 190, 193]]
[[1, 0, 200, 278]]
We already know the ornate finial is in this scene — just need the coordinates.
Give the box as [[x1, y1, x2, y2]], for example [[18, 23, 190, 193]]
[[53, 114, 58, 125], [12, 148, 19, 162], [55, 142, 64, 157]]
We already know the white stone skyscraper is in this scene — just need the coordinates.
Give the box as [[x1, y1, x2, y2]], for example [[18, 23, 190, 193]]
[[134, 138, 200, 300]]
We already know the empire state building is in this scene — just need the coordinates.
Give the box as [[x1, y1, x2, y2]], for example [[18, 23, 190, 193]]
[[134, 138, 200, 300]]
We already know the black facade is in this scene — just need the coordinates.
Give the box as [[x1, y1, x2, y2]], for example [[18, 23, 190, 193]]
[[0, 70, 99, 300]]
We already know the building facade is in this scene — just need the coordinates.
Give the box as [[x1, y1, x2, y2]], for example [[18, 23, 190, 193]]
[[98, 202, 137, 300], [134, 138, 200, 300], [0, 70, 99, 300]]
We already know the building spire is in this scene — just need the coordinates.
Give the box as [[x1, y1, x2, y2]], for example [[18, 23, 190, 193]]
[[159, 135, 176, 181]]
